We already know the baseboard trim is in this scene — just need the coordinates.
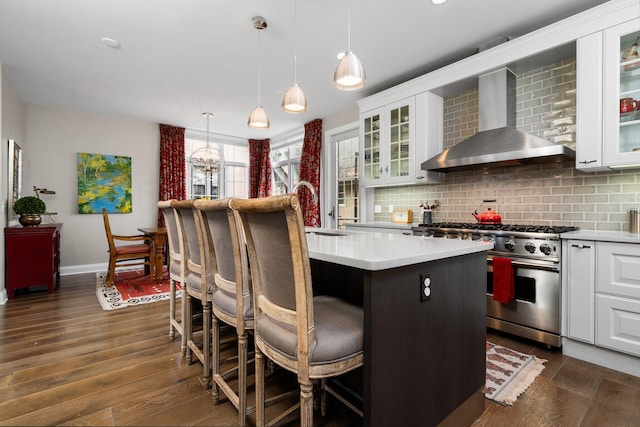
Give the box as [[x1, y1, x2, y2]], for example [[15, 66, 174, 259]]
[[60, 263, 107, 276], [438, 388, 485, 427], [562, 337, 640, 378], [60, 263, 148, 276]]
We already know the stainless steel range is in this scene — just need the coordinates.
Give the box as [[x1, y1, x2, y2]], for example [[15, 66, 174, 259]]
[[412, 222, 578, 347]]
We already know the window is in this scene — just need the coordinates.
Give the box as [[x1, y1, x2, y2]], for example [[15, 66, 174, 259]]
[[271, 141, 303, 195], [185, 137, 249, 199]]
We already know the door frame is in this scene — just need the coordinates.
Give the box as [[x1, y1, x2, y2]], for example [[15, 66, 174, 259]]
[[323, 122, 362, 229]]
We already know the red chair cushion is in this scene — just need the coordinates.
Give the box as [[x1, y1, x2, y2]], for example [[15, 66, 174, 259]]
[[115, 244, 150, 256]]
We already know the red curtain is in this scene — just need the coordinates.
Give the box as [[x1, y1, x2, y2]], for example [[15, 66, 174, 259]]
[[299, 119, 322, 227], [248, 139, 272, 198], [158, 124, 186, 226]]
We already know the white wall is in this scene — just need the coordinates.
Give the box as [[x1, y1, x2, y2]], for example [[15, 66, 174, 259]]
[[1, 67, 27, 303], [322, 105, 358, 132], [24, 104, 160, 274]]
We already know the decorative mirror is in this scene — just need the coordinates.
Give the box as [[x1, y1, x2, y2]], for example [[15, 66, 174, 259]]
[[7, 139, 22, 225]]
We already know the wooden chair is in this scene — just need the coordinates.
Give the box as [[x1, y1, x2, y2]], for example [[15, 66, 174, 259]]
[[172, 199, 213, 389], [158, 200, 187, 355], [193, 198, 253, 426], [101, 208, 152, 286], [230, 194, 364, 427]]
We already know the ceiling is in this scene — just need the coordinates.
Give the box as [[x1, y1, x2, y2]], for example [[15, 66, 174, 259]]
[[0, 0, 609, 140]]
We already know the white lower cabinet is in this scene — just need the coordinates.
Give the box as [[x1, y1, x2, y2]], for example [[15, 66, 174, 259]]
[[595, 241, 640, 357], [566, 240, 595, 343], [596, 241, 640, 299], [566, 239, 640, 357], [596, 294, 640, 357]]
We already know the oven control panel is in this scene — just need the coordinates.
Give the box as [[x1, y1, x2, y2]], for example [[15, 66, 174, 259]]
[[492, 235, 560, 261]]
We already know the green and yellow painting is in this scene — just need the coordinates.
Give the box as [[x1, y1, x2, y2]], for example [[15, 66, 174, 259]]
[[77, 153, 132, 213]]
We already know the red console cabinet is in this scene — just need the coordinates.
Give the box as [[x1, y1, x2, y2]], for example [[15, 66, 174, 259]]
[[5, 223, 62, 299]]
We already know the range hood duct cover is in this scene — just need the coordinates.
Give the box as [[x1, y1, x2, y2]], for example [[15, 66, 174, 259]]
[[421, 68, 575, 173]]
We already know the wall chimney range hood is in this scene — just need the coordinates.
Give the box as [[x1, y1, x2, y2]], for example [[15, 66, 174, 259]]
[[421, 67, 575, 173]]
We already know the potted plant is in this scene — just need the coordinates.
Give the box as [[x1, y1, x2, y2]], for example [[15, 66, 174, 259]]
[[13, 196, 46, 226]]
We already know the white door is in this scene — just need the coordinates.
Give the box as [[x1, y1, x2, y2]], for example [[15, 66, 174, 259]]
[[324, 125, 359, 229]]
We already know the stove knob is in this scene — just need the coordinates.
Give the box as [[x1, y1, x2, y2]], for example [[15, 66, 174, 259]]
[[525, 241, 536, 253], [539, 243, 551, 255], [504, 240, 516, 251]]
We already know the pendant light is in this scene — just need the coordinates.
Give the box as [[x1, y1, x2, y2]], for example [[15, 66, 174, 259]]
[[282, 0, 307, 113], [333, 0, 366, 91], [248, 16, 270, 129], [190, 112, 224, 174]]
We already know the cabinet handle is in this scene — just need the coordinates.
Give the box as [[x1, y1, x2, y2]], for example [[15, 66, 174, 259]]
[[402, 231, 411, 235], [578, 159, 597, 164], [571, 244, 591, 249], [416, 175, 425, 180]]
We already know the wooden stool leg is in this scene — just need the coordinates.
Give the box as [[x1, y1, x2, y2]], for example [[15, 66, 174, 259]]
[[169, 279, 177, 339], [256, 348, 265, 427], [185, 294, 193, 364], [180, 287, 187, 355], [300, 382, 313, 427], [238, 333, 248, 427], [202, 302, 211, 389], [211, 315, 220, 404]]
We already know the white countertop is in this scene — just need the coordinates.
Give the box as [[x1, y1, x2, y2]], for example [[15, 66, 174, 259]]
[[561, 230, 640, 244], [305, 228, 493, 271]]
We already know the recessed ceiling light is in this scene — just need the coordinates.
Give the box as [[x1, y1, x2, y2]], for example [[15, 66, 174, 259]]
[[100, 37, 121, 49], [431, 0, 448, 4]]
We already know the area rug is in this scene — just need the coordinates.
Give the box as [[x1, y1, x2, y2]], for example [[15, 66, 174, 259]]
[[485, 341, 547, 405], [95, 268, 180, 311]]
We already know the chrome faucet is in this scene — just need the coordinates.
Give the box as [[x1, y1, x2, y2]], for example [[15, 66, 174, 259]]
[[292, 180, 318, 205]]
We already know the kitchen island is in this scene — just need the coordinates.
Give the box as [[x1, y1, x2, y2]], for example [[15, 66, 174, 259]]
[[305, 229, 493, 427]]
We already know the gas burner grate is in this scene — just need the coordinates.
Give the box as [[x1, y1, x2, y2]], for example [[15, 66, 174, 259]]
[[417, 223, 579, 234]]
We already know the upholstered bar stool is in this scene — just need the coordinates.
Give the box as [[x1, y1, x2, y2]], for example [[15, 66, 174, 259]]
[[158, 200, 187, 355], [193, 198, 254, 426], [230, 194, 364, 427], [172, 199, 213, 389]]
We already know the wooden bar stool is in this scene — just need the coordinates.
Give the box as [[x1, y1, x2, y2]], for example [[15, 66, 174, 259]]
[[193, 198, 254, 426], [158, 200, 187, 355], [172, 199, 213, 389], [230, 194, 364, 427]]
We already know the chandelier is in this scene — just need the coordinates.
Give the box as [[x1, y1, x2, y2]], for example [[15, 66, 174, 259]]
[[190, 112, 224, 174]]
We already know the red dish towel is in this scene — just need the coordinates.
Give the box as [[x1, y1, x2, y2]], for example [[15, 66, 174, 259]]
[[492, 257, 514, 304]]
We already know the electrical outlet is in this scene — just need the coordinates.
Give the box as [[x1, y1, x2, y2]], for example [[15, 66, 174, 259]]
[[420, 272, 431, 302], [388, 204, 394, 213]]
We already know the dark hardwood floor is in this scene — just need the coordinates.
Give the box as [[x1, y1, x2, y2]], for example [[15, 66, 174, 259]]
[[1, 273, 639, 426]]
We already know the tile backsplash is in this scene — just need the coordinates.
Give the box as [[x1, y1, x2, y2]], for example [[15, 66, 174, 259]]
[[373, 58, 640, 232]]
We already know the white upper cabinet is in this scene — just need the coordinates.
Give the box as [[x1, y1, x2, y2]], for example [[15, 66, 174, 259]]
[[358, 93, 442, 187], [576, 32, 608, 171], [576, 18, 640, 171], [603, 18, 640, 168]]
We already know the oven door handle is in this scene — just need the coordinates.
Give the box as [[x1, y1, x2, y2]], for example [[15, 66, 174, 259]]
[[488, 258, 559, 273]]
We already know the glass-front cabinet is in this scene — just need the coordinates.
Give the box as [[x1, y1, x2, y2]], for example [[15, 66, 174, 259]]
[[360, 97, 416, 186], [604, 18, 640, 167], [361, 108, 383, 183]]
